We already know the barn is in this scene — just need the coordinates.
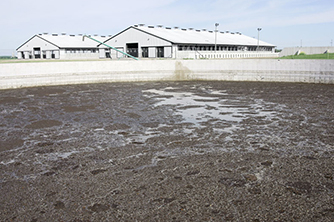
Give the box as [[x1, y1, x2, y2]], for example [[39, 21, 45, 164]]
[[16, 33, 108, 60], [16, 25, 277, 60], [99, 24, 277, 59]]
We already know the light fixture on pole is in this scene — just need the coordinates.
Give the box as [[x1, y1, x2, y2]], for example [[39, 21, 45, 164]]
[[215, 23, 219, 53], [257, 28, 262, 51]]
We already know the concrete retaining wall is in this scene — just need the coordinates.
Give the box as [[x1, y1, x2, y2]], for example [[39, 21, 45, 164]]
[[0, 59, 333, 89]]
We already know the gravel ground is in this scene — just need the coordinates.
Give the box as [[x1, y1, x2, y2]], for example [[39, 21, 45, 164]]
[[0, 81, 333, 221]]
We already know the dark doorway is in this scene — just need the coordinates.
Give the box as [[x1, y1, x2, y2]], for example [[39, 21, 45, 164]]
[[33, 47, 41, 59], [142, 47, 148, 58], [105, 50, 111, 58], [126, 43, 139, 58], [157, 47, 164, 58]]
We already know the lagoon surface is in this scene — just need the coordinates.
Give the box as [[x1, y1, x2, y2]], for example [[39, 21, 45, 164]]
[[1, 81, 333, 221]]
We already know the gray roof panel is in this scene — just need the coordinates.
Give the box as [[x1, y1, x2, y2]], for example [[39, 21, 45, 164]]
[[38, 34, 108, 48], [135, 26, 275, 47]]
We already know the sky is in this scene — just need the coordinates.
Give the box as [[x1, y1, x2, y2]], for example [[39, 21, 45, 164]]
[[0, 0, 334, 55]]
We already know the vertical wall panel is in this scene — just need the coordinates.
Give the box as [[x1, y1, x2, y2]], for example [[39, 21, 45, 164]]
[[164, 47, 172, 58], [149, 47, 156, 58]]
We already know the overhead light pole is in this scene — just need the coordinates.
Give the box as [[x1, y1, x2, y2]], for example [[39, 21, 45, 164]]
[[257, 27, 262, 51], [215, 23, 219, 53]]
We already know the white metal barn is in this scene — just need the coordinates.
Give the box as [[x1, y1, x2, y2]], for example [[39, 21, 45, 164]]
[[16, 34, 108, 60], [99, 24, 277, 59], [16, 25, 277, 60]]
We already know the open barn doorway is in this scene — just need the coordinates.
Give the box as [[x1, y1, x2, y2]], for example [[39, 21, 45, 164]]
[[126, 43, 138, 58], [33, 47, 41, 59]]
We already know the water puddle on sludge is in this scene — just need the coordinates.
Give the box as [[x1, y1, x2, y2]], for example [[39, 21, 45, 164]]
[[142, 87, 280, 130]]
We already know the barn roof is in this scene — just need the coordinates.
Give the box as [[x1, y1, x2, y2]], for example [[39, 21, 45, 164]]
[[17, 34, 108, 50], [131, 25, 275, 47]]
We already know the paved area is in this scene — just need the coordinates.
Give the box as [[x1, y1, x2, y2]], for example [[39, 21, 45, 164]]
[[0, 81, 333, 221]]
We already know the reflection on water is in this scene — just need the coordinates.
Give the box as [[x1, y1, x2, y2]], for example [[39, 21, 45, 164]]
[[143, 88, 279, 128]]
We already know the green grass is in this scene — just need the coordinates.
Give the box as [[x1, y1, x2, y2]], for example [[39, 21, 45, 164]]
[[0, 58, 113, 64], [1, 53, 333, 63], [0, 56, 17, 60], [280, 53, 334, 59]]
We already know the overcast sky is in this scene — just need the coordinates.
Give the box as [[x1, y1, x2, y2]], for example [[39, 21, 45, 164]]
[[1, 0, 333, 55]]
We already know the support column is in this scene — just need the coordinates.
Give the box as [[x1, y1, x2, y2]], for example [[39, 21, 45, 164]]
[[138, 44, 142, 58], [17, 52, 22, 59], [99, 48, 106, 59], [46, 51, 51, 59], [149, 47, 156, 58], [24, 51, 30, 59], [54, 50, 60, 59]]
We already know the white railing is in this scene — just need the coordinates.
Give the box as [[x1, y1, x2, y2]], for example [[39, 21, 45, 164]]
[[176, 50, 279, 59]]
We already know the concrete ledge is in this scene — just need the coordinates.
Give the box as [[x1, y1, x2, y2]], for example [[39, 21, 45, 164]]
[[0, 59, 333, 89]]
